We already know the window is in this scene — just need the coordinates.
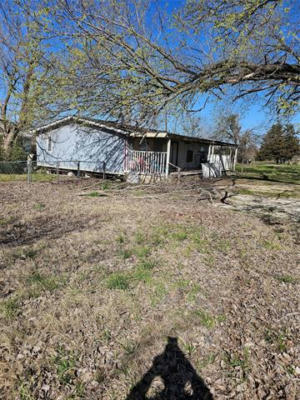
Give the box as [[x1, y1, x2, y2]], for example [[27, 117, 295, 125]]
[[186, 150, 193, 163], [47, 136, 52, 152]]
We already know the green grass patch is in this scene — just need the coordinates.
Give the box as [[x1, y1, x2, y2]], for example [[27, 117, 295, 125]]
[[132, 267, 152, 284], [106, 272, 131, 290], [151, 225, 170, 246], [137, 258, 157, 270], [264, 329, 289, 353], [187, 284, 202, 302], [53, 347, 77, 385], [237, 187, 299, 198], [118, 243, 154, 270], [107, 256, 156, 289], [120, 340, 139, 356], [119, 248, 134, 259], [0, 173, 58, 182], [0, 216, 16, 226], [215, 238, 231, 253], [224, 347, 251, 375], [33, 202, 46, 211], [23, 248, 39, 258], [27, 271, 63, 292], [19, 382, 34, 400], [180, 340, 197, 356], [150, 281, 168, 306], [193, 309, 216, 329], [116, 233, 126, 244], [205, 254, 215, 267], [175, 279, 190, 290], [274, 274, 298, 284], [84, 191, 108, 197], [0, 297, 21, 319], [171, 230, 188, 241], [86, 191, 100, 197], [133, 245, 151, 259], [134, 231, 146, 245], [262, 240, 281, 251], [12, 247, 39, 260], [101, 181, 111, 190], [236, 163, 300, 184], [197, 353, 217, 370], [236, 188, 256, 196], [130, 189, 145, 197], [191, 232, 209, 253], [192, 308, 225, 328]]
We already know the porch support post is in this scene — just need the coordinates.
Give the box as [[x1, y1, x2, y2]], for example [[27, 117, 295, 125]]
[[233, 147, 238, 171], [208, 145, 211, 162], [166, 138, 171, 177]]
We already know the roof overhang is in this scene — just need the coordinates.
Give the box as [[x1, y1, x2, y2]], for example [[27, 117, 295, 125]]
[[29, 116, 131, 136], [130, 131, 237, 146]]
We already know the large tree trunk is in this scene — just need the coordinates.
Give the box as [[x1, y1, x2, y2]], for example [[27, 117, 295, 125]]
[[2, 128, 18, 158]]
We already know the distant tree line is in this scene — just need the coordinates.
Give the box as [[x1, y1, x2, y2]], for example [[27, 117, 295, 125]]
[[213, 114, 299, 164]]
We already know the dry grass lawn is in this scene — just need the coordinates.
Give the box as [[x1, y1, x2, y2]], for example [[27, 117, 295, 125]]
[[0, 179, 299, 399]]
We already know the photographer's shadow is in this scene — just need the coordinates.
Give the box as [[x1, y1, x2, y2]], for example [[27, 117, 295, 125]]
[[126, 337, 213, 400]]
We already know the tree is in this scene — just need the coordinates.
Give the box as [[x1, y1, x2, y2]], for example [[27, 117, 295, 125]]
[[238, 130, 258, 163], [178, 0, 300, 112], [41, 0, 299, 124], [214, 114, 242, 145], [282, 124, 300, 161], [0, 0, 62, 158], [213, 113, 258, 162], [257, 122, 299, 163]]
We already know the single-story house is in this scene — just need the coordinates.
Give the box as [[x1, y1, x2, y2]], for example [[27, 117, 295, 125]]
[[32, 116, 237, 180]]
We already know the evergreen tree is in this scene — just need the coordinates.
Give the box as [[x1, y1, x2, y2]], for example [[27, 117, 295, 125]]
[[258, 123, 299, 163], [282, 124, 299, 162]]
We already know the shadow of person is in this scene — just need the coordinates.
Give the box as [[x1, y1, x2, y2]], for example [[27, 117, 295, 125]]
[[126, 337, 213, 400]]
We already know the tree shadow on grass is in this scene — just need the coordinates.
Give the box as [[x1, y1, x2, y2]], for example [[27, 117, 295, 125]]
[[0, 214, 96, 247], [234, 172, 300, 185], [126, 337, 213, 400]]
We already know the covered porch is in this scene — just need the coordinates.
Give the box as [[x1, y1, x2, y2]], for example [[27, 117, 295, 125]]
[[124, 134, 237, 180]]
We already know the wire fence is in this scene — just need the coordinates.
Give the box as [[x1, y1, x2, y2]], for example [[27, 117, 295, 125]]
[[0, 159, 108, 183], [0, 161, 33, 182]]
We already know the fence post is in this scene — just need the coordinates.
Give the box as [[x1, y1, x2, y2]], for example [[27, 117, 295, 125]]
[[27, 156, 33, 183], [166, 139, 171, 177], [56, 161, 60, 181], [77, 161, 80, 178], [177, 167, 181, 184], [103, 161, 106, 180], [233, 147, 238, 171]]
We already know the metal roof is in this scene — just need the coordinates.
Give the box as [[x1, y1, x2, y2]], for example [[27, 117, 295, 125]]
[[29, 116, 237, 147]]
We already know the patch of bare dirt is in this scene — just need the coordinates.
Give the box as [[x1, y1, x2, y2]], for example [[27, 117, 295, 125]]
[[214, 178, 300, 243]]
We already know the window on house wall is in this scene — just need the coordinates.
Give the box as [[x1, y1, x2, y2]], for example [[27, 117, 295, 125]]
[[186, 150, 193, 163], [47, 136, 52, 152]]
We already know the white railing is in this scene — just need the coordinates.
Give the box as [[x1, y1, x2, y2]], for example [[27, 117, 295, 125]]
[[125, 149, 167, 176]]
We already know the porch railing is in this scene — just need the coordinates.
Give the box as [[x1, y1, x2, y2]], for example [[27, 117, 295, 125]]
[[125, 149, 168, 176]]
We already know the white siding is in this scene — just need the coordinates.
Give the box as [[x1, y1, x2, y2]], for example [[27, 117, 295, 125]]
[[36, 123, 126, 174]]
